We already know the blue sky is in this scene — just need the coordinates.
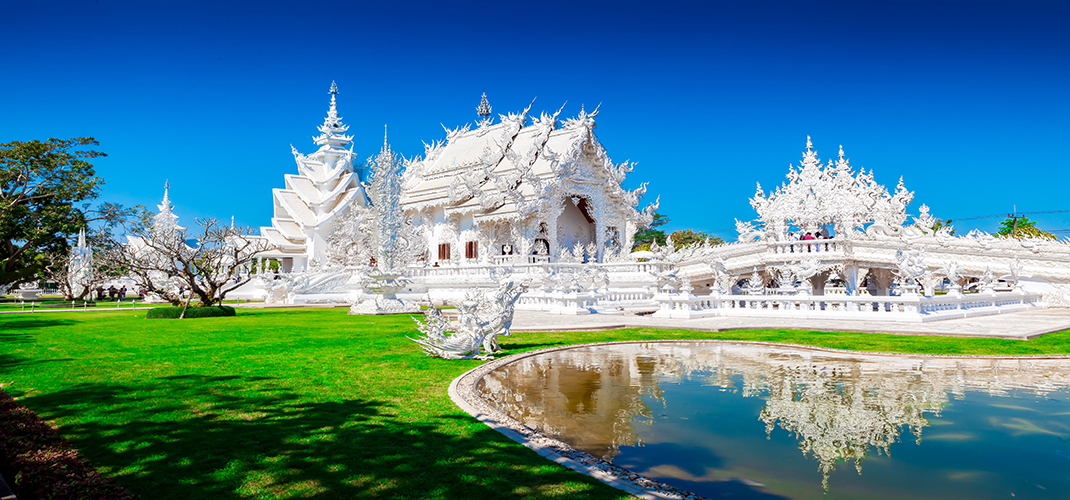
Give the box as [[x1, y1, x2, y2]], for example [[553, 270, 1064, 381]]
[[3, 0, 1068, 239]]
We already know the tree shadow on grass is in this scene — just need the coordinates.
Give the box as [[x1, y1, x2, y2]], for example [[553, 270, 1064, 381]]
[[0, 357, 76, 371], [19, 375, 629, 500], [0, 319, 75, 338]]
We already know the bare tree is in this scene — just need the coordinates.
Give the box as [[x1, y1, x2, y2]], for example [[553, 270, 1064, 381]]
[[41, 203, 151, 301], [119, 217, 274, 307]]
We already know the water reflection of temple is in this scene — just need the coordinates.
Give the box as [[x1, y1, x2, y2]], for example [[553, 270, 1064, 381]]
[[480, 348, 666, 461], [478, 342, 1070, 487]]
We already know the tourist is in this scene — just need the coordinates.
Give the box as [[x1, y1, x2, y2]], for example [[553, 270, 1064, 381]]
[[788, 232, 798, 253], [119, 286, 127, 300], [107, 286, 117, 300], [801, 232, 815, 252]]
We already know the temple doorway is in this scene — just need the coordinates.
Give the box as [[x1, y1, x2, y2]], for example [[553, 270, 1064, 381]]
[[557, 196, 596, 253]]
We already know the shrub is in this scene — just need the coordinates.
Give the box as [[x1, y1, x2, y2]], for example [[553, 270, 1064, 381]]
[[146, 306, 236, 319], [0, 391, 135, 500]]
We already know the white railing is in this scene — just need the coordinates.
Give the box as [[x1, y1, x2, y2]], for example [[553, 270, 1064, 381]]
[[597, 290, 656, 307], [516, 288, 603, 315], [492, 254, 552, 265], [653, 289, 1040, 322], [408, 260, 674, 280], [768, 238, 843, 255]]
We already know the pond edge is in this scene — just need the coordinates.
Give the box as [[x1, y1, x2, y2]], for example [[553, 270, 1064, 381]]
[[448, 339, 1070, 500]]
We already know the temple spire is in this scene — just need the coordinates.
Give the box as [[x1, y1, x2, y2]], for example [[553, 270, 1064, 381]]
[[806, 135, 813, 152], [154, 181, 179, 235], [160, 180, 171, 213], [315, 81, 352, 147]]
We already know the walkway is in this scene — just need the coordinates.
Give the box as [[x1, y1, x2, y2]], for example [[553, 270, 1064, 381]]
[[505, 308, 1070, 340]]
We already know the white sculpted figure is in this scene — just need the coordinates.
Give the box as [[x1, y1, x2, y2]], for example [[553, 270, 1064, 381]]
[[940, 260, 961, 285], [895, 247, 927, 285], [348, 128, 420, 314], [735, 219, 763, 243], [67, 229, 93, 299], [981, 267, 995, 292], [409, 280, 524, 360], [1010, 256, 1025, 287]]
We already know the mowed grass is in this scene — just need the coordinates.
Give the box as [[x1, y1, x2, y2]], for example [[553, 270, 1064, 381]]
[[2, 308, 1070, 500]]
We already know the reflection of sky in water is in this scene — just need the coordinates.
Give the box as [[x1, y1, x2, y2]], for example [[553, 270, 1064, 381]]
[[478, 343, 1070, 499]]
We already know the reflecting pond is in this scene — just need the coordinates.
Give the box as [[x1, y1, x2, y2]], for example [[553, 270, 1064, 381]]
[[478, 342, 1070, 499]]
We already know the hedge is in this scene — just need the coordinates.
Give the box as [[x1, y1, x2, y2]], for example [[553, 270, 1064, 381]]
[[0, 391, 136, 500], [145, 306, 236, 319]]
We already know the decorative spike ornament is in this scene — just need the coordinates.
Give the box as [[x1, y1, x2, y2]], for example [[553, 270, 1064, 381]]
[[476, 92, 492, 117]]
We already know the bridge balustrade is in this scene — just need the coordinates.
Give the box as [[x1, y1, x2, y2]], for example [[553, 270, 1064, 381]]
[[652, 289, 1039, 322]]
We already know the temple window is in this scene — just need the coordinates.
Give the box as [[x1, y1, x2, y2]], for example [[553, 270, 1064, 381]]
[[465, 241, 478, 259], [438, 243, 451, 261]]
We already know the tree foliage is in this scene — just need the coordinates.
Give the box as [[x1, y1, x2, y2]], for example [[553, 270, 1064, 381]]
[[996, 215, 1055, 240], [0, 138, 106, 290], [633, 212, 669, 246], [668, 229, 724, 249], [930, 218, 955, 236]]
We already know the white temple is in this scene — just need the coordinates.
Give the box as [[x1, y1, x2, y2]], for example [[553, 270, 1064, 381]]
[[213, 84, 1070, 323], [256, 85, 654, 274]]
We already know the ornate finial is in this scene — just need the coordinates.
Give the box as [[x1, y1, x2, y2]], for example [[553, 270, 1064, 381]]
[[476, 92, 492, 117], [329, 81, 339, 95], [806, 135, 813, 151], [383, 124, 388, 149], [838, 145, 845, 159], [165, 180, 169, 191]]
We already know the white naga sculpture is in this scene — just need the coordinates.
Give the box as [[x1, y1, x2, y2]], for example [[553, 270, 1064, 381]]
[[409, 279, 524, 360]]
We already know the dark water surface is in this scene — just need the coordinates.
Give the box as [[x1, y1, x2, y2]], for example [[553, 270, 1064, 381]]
[[478, 342, 1070, 499]]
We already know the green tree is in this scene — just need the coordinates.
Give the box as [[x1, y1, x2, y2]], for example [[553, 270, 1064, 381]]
[[996, 215, 1055, 240], [633, 212, 669, 248], [668, 229, 725, 249], [0, 138, 106, 290], [931, 218, 955, 235]]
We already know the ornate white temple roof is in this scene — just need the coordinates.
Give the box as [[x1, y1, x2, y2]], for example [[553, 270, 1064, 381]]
[[749, 137, 913, 237], [400, 102, 652, 226]]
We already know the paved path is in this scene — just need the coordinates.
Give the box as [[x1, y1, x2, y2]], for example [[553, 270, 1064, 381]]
[[505, 308, 1070, 340]]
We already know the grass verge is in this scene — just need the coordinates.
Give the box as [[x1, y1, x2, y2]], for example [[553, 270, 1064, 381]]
[[1, 308, 1069, 499]]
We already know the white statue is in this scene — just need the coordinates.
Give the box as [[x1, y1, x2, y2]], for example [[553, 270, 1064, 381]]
[[409, 280, 524, 360], [349, 128, 420, 315], [940, 260, 961, 288], [895, 247, 927, 285], [67, 229, 93, 299]]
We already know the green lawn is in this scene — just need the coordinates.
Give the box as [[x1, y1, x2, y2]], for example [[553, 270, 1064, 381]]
[[2, 308, 1070, 499]]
